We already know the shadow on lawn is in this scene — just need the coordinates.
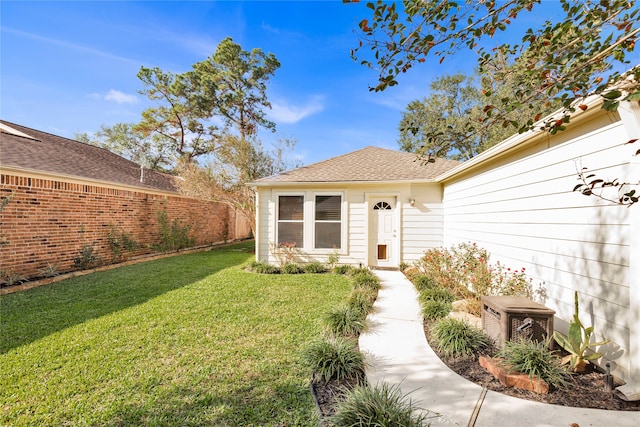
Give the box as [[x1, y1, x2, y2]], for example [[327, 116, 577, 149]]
[[109, 379, 315, 426], [0, 242, 254, 354]]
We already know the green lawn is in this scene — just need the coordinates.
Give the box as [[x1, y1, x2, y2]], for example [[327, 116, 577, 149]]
[[0, 241, 352, 426]]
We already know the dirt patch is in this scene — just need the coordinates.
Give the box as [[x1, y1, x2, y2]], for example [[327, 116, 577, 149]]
[[423, 320, 640, 411], [311, 376, 362, 421]]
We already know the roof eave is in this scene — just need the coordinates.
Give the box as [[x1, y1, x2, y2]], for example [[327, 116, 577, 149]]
[[249, 178, 439, 188], [0, 165, 180, 197]]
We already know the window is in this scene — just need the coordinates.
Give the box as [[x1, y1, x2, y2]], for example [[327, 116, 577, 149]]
[[278, 195, 304, 247], [315, 195, 341, 249], [373, 201, 392, 210]]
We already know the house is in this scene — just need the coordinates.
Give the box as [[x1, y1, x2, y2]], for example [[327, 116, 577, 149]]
[[251, 146, 460, 267], [251, 97, 640, 399], [0, 121, 178, 193]]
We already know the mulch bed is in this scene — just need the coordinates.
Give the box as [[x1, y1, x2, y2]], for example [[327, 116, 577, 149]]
[[310, 322, 640, 424], [423, 320, 640, 411]]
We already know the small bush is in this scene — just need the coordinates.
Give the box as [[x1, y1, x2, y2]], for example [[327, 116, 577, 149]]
[[0, 270, 23, 286], [498, 339, 569, 389], [348, 287, 377, 316], [412, 275, 438, 292], [331, 383, 429, 427], [106, 225, 137, 262], [303, 261, 327, 274], [422, 300, 451, 320], [419, 286, 454, 304], [333, 265, 353, 275], [155, 210, 195, 252], [38, 262, 59, 278], [351, 269, 380, 291], [300, 336, 365, 384], [431, 317, 491, 357], [323, 305, 366, 338], [399, 261, 409, 271], [249, 261, 280, 274], [282, 262, 303, 274], [73, 244, 101, 270]]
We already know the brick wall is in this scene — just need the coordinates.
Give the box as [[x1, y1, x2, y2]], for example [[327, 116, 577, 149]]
[[0, 173, 249, 281]]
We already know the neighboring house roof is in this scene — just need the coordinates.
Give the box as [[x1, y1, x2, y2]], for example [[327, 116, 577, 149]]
[[252, 146, 460, 186], [0, 120, 178, 193]]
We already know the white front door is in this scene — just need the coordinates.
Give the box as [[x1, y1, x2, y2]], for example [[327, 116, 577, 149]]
[[369, 197, 397, 268]]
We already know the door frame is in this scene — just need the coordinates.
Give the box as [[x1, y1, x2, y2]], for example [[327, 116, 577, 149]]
[[365, 193, 401, 268]]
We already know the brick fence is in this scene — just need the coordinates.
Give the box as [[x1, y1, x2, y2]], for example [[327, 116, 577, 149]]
[[0, 173, 251, 281]]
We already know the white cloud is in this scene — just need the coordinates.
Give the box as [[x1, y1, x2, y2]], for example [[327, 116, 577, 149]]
[[269, 96, 324, 123], [104, 89, 138, 104]]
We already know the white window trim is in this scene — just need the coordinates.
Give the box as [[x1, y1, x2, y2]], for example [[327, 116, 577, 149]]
[[311, 191, 346, 254], [275, 192, 305, 249]]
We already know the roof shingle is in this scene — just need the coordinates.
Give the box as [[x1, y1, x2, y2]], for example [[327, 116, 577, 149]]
[[253, 146, 460, 185], [0, 121, 178, 193]]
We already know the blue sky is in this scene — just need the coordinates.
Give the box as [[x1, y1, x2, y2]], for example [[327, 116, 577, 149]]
[[2, 0, 567, 166]]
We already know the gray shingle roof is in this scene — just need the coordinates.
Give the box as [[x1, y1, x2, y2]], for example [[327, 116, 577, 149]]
[[0, 121, 178, 193], [253, 146, 460, 185]]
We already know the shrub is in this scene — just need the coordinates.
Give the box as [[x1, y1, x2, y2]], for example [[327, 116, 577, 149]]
[[300, 336, 365, 384], [0, 270, 24, 287], [281, 262, 303, 274], [333, 265, 353, 275], [498, 339, 569, 389], [38, 262, 59, 278], [431, 317, 491, 357], [399, 261, 409, 271], [351, 269, 380, 291], [331, 383, 429, 427], [249, 261, 280, 274], [422, 300, 451, 320], [270, 241, 301, 266], [73, 244, 101, 270], [419, 286, 455, 305], [155, 210, 195, 252], [491, 262, 533, 298], [412, 275, 438, 292], [323, 305, 366, 338], [348, 287, 377, 316], [303, 261, 327, 274], [416, 243, 537, 314], [106, 225, 137, 262], [327, 250, 340, 270]]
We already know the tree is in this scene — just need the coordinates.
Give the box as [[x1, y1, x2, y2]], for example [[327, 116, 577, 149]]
[[398, 72, 552, 161], [176, 135, 300, 235], [83, 37, 281, 171], [76, 123, 173, 172], [186, 37, 281, 140], [173, 37, 286, 231], [135, 66, 219, 164], [350, 0, 639, 204]]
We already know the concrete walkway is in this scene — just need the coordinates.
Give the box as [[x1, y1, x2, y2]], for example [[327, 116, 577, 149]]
[[359, 270, 639, 427]]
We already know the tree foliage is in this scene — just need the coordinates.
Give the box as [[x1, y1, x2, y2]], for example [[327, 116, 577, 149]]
[[176, 135, 300, 235], [81, 37, 281, 171], [351, 0, 640, 204], [352, 0, 639, 115], [187, 37, 280, 139], [398, 72, 555, 160], [76, 123, 173, 171], [135, 66, 218, 164]]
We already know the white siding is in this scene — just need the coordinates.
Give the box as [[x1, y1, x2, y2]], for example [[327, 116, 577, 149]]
[[256, 182, 445, 267], [442, 108, 638, 383], [402, 183, 446, 263]]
